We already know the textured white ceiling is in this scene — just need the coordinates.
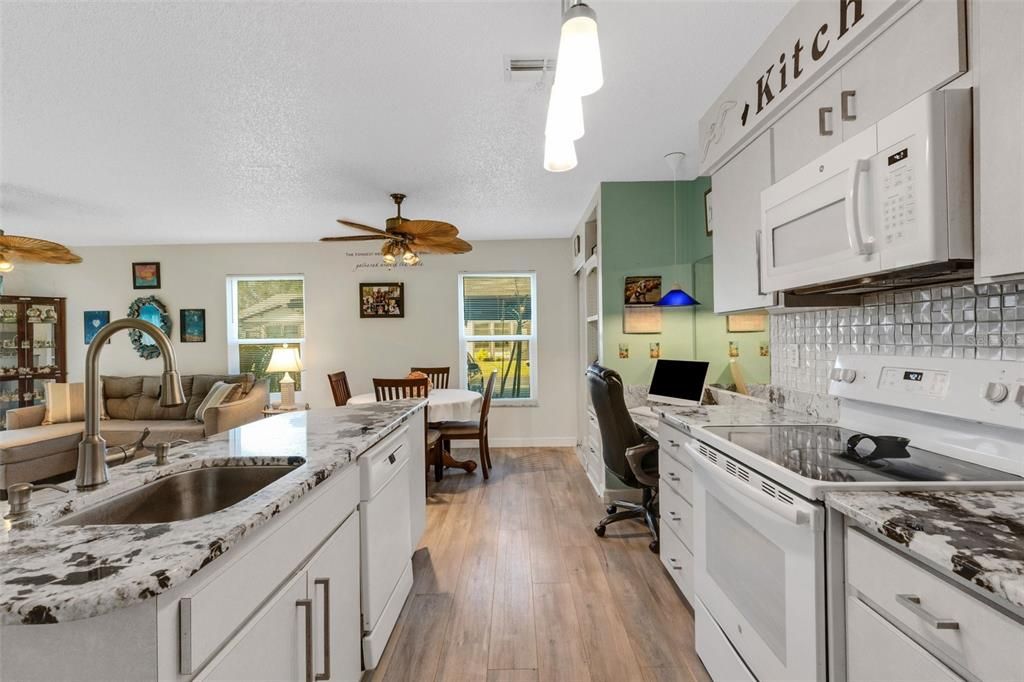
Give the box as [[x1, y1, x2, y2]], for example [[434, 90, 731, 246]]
[[0, 1, 794, 246]]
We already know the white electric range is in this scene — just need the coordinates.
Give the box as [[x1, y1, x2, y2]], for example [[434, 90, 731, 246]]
[[687, 354, 1024, 682]]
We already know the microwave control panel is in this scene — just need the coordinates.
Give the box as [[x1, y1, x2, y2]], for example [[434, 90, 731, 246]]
[[880, 146, 916, 246], [878, 366, 950, 397]]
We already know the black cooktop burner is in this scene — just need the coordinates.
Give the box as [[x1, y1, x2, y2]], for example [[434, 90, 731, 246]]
[[701, 425, 1022, 484]]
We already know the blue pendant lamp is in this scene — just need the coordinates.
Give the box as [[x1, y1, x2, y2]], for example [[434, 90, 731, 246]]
[[657, 152, 700, 307]]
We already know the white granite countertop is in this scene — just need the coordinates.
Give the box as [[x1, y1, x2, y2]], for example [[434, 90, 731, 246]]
[[631, 394, 825, 440], [828, 490, 1024, 613], [0, 400, 424, 626]]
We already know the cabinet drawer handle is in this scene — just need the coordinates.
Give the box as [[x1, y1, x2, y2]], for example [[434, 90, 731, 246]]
[[667, 439, 679, 448], [841, 90, 856, 121], [315, 578, 331, 680], [668, 558, 683, 571], [667, 472, 680, 482], [818, 106, 834, 136], [895, 594, 960, 630], [668, 511, 681, 521], [297, 598, 314, 682]]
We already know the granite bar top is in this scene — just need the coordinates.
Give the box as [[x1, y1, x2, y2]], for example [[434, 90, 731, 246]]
[[0, 400, 425, 626], [828, 490, 1024, 613], [636, 394, 825, 439]]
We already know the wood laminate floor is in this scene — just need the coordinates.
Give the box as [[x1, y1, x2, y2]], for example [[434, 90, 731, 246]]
[[370, 447, 711, 682]]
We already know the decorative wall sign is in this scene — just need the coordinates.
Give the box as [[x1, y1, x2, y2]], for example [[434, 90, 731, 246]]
[[180, 308, 206, 343], [624, 276, 662, 305], [623, 306, 662, 334], [697, 0, 962, 173], [727, 312, 767, 333], [132, 262, 161, 289], [359, 283, 405, 318], [83, 310, 110, 344], [127, 296, 171, 359]]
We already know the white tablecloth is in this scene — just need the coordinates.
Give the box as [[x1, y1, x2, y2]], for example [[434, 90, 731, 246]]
[[348, 388, 483, 423]]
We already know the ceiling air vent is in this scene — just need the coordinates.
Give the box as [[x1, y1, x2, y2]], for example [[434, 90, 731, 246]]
[[504, 57, 556, 82]]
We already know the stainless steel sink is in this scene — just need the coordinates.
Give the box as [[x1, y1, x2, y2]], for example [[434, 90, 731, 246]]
[[55, 465, 299, 525]]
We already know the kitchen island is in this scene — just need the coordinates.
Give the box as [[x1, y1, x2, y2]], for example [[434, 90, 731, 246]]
[[1, 399, 427, 680]]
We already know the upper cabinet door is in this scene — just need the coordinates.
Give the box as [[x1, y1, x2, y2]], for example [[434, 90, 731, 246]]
[[840, 0, 966, 140], [975, 0, 1024, 281], [771, 73, 843, 181], [712, 130, 777, 313]]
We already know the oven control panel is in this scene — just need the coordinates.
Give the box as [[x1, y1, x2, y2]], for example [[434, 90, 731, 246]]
[[829, 354, 1024, 430], [878, 366, 950, 397]]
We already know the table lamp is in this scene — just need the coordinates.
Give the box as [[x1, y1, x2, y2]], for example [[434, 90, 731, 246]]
[[267, 344, 303, 409]]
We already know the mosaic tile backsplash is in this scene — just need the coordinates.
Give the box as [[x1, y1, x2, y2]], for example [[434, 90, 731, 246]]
[[770, 280, 1024, 395]]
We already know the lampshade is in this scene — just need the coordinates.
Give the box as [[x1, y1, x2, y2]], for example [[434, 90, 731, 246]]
[[656, 287, 700, 307], [543, 135, 578, 172], [555, 2, 603, 97], [545, 81, 584, 141], [266, 345, 303, 373]]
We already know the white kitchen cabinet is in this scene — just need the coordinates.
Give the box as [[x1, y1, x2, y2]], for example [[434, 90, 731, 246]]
[[657, 419, 696, 604], [198, 511, 362, 682], [771, 73, 842, 181], [307, 512, 362, 682], [407, 409, 427, 548], [974, 0, 1024, 281], [711, 130, 777, 313], [839, 0, 965, 140], [195, 572, 307, 682]]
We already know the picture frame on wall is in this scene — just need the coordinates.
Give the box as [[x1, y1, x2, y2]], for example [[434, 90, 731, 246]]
[[624, 275, 662, 305], [132, 262, 161, 289], [83, 310, 110, 344], [704, 187, 714, 236], [359, 282, 405, 318], [180, 308, 207, 342]]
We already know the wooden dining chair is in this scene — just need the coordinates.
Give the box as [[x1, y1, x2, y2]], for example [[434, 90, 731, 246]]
[[409, 366, 450, 389], [438, 370, 497, 480], [327, 370, 353, 406], [373, 377, 443, 481], [373, 377, 430, 401]]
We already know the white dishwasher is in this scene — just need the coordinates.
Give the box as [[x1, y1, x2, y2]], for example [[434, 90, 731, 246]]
[[359, 426, 413, 670]]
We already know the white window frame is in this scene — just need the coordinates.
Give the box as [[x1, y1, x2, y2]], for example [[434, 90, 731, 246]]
[[457, 272, 538, 405], [226, 274, 306, 400]]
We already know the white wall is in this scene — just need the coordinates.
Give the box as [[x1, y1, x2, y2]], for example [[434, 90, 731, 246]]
[[9, 240, 577, 446]]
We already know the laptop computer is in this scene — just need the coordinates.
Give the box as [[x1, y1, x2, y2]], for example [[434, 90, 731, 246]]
[[646, 359, 710, 407]]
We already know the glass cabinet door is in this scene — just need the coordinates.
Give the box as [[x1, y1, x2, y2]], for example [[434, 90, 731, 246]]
[[26, 302, 61, 381]]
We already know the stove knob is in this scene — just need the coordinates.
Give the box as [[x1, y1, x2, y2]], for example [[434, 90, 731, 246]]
[[982, 382, 1010, 404], [841, 369, 858, 384], [1015, 385, 1024, 408]]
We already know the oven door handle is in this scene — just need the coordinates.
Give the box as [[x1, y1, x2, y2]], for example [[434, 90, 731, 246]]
[[687, 443, 809, 527]]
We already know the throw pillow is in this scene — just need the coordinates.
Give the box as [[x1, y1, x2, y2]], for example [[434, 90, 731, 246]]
[[43, 382, 101, 424], [195, 381, 239, 424]]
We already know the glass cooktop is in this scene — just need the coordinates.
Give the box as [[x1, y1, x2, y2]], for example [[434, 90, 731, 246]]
[[701, 425, 1022, 484]]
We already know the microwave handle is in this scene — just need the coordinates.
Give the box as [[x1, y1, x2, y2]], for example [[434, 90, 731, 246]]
[[845, 158, 872, 255]]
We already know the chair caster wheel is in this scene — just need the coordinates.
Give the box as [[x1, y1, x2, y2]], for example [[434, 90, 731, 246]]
[[594, 525, 606, 537], [649, 540, 659, 554], [606, 504, 617, 514]]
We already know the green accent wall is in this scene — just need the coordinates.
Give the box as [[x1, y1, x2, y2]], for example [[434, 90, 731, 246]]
[[599, 180, 770, 388]]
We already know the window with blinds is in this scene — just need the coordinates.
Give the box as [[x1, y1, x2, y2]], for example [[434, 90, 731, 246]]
[[458, 273, 537, 401], [227, 276, 305, 393]]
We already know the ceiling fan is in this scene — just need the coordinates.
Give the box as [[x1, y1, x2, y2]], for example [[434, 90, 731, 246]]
[[0, 229, 82, 272], [321, 193, 472, 265]]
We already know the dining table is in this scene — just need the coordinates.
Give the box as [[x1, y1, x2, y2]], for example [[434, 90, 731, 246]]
[[348, 388, 484, 473]]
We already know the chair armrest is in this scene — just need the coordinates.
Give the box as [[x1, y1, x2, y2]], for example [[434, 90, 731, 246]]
[[625, 441, 659, 488], [203, 381, 269, 435], [6, 404, 46, 430]]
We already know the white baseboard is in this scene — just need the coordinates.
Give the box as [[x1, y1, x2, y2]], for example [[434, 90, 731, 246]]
[[449, 436, 576, 449]]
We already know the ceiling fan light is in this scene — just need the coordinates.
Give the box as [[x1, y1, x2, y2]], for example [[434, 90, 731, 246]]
[[544, 82, 584, 141], [402, 249, 418, 264], [382, 253, 397, 265], [543, 135, 577, 172], [556, 2, 603, 97], [0, 255, 13, 273]]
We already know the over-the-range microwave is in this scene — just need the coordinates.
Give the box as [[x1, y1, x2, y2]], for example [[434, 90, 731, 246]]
[[760, 89, 972, 295]]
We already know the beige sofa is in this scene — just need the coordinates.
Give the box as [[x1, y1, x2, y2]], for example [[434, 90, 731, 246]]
[[1, 373, 269, 490]]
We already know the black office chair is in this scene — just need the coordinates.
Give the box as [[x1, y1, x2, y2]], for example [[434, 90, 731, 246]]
[[586, 363, 660, 553]]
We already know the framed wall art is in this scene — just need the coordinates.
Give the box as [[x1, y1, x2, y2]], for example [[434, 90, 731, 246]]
[[180, 308, 207, 342], [624, 275, 662, 305], [359, 282, 405, 318], [132, 262, 161, 289]]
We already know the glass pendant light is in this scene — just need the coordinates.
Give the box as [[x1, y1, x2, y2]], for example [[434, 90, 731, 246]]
[[544, 81, 584, 141], [556, 2, 603, 96], [657, 152, 700, 307], [543, 135, 578, 172], [0, 255, 14, 273]]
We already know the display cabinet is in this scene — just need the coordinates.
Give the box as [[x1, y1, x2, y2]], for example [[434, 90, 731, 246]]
[[0, 296, 67, 428]]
